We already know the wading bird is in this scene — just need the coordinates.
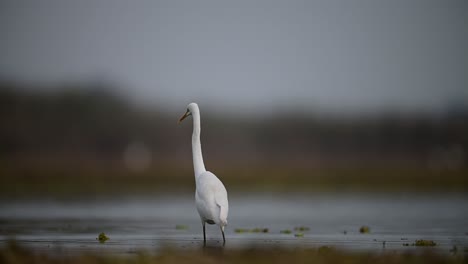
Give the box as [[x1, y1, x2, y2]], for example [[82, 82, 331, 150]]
[[178, 103, 229, 246]]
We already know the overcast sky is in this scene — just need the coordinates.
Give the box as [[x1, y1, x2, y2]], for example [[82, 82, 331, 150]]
[[0, 0, 467, 115]]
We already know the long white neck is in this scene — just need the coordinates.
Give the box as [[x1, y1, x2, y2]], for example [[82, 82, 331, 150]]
[[191, 108, 206, 178]]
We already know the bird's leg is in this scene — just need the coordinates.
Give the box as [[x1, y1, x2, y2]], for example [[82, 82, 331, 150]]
[[221, 226, 226, 246], [203, 222, 206, 246]]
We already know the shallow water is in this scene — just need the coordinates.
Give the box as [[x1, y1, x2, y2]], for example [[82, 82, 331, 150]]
[[1, 192, 467, 255]]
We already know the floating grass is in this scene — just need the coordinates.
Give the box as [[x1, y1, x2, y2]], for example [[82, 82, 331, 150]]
[[251, 228, 269, 233], [280, 230, 292, 234], [235, 228, 269, 233], [295, 233, 304, 237], [414, 240, 436, 246], [175, 225, 188, 230], [359, 226, 370, 234], [234, 228, 250, 233], [294, 226, 310, 232], [402, 240, 437, 247], [97, 232, 109, 243]]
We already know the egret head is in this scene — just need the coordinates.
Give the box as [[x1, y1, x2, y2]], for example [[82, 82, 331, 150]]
[[178, 103, 198, 124]]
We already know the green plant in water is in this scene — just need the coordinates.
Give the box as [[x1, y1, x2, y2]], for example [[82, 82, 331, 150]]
[[175, 225, 188, 230], [295, 233, 304, 237], [251, 228, 269, 233], [235, 228, 249, 233], [294, 226, 310, 232], [235, 228, 269, 233], [97, 232, 109, 243], [414, 240, 436, 246], [280, 230, 292, 234], [359, 226, 370, 234]]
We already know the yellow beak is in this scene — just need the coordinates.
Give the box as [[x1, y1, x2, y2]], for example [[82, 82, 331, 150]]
[[178, 111, 190, 124]]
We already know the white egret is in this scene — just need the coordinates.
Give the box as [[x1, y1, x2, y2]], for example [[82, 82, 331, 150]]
[[178, 103, 229, 246]]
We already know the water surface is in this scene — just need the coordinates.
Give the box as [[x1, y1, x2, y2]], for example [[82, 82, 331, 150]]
[[1, 192, 467, 255]]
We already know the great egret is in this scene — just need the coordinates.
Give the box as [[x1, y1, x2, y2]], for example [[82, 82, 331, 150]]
[[178, 103, 229, 246]]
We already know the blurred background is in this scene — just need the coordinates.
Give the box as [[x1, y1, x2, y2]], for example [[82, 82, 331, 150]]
[[0, 0, 467, 197]]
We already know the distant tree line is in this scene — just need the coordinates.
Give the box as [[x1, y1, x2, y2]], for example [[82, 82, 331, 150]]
[[1, 80, 467, 167]]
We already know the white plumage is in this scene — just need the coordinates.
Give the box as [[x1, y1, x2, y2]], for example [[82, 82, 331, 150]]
[[178, 103, 229, 245]]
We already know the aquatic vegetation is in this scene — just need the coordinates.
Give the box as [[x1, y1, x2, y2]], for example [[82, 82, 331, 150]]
[[235, 228, 269, 233], [280, 230, 292, 234], [234, 228, 250, 233], [175, 225, 188, 230], [359, 226, 370, 234], [294, 226, 310, 232], [97, 232, 109, 243], [250, 228, 269, 233], [414, 240, 436, 246], [295, 233, 304, 237], [402, 240, 437, 247]]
